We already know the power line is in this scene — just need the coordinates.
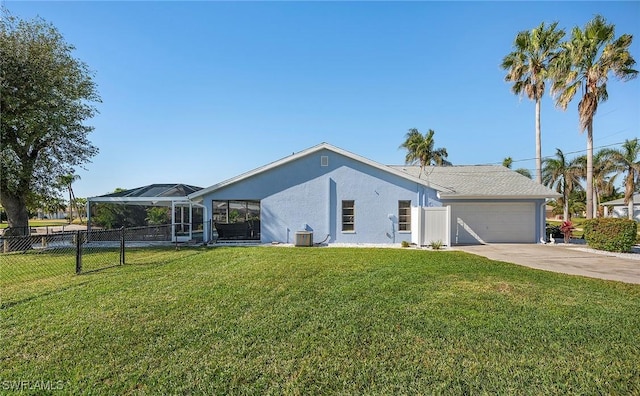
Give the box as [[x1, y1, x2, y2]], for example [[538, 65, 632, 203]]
[[480, 140, 630, 166]]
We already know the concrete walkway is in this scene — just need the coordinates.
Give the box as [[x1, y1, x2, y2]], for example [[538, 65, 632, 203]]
[[455, 243, 640, 285]]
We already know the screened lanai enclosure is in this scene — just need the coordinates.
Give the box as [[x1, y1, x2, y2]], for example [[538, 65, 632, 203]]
[[87, 184, 209, 243]]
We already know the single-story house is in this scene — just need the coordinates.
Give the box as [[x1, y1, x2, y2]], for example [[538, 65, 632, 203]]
[[189, 143, 560, 245], [601, 193, 640, 222]]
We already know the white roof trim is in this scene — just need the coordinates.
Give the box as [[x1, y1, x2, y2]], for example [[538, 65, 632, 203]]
[[440, 194, 558, 200], [189, 142, 454, 199]]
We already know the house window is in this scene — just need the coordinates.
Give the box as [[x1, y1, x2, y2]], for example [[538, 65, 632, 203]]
[[398, 200, 411, 231], [342, 200, 355, 232], [213, 200, 260, 223], [213, 201, 228, 223]]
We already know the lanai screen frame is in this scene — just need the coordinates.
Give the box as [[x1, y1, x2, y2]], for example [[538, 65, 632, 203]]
[[86, 196, 209, 242]]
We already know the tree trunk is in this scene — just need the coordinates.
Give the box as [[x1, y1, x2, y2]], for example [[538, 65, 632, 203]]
[[0, 192, 33, 252], [68, 187, 73, 223], [585, 123, 594, 219], [0, 192, 30, 236], [563, 184, 569, 221], [625, 172, 635, 220], [535, 98, 542, 185]]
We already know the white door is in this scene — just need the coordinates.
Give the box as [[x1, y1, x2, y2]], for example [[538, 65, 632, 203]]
[[449, 202, 536, 244]]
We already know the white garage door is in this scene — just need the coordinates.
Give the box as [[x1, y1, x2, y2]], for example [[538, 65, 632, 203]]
[[449, 202, 536, 244]]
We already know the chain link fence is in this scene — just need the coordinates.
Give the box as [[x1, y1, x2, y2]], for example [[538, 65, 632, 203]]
[[1, 224, 212, 308]]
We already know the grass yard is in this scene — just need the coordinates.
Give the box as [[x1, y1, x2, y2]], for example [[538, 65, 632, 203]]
[[0, 219, 70, 229], [1, 247, 639, 394]]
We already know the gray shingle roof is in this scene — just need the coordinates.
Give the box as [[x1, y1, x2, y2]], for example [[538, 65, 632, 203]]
[[391, 165, 560, 199]]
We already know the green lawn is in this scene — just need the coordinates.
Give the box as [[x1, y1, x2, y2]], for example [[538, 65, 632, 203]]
[[0, 219, 70, 229], [1, 247, 639, 394]]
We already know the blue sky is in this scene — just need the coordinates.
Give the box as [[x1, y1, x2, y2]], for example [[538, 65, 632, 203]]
[[5, 1, 640, 198]]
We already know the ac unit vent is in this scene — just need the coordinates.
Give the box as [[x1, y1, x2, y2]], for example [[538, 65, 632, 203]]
[[321, 156, 329, 167]]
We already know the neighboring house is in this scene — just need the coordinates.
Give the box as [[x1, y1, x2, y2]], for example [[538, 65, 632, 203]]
[[189, 143, 559, 245], [601, 193, 640, 222]]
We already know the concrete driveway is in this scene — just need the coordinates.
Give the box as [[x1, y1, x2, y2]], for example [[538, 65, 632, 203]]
[[455, 243, 640, 285]]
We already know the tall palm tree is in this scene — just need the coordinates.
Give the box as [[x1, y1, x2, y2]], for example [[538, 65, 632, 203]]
[[601, 138, 640, 220], [542, 148, 583, 220], [400, 128, 450, 177], [551, 15, 637, 218], [502, 21, 565, 185]]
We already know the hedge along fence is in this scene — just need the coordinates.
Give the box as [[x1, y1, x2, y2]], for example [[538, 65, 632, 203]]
[[583, 218, 638, 253]]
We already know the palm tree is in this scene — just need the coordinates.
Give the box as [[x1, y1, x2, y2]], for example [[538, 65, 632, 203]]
[[542, 148, 583, 220], [502, 21, 565, 185], [400, 128, 450, 177], [601, 138, 640, 220], [502, 157, 533, 179], [574, 149, 617, 217], [551, 15, 637, 219], [58, 174, 81, 223]]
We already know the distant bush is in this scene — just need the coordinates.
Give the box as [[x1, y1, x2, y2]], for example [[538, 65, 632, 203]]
[[401, 240, 410, 248], [545, 224, 562, 241], [583, 218, 637, 253], [429, 240, 443, 250]]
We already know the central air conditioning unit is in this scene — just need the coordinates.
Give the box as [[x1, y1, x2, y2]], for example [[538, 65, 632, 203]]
[[295, 231, 313, 247]]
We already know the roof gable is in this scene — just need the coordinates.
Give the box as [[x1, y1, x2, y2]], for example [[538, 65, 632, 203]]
[[190, 143, 560, 200], [189, 143, 452, 199]]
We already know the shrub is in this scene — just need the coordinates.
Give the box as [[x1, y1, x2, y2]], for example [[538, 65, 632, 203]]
[[545, 224, 562, 241], [400, 240, 410, 248], [429, 240, 443, 250], [559, 221, 574, 243], [583, 218, 638, 253]]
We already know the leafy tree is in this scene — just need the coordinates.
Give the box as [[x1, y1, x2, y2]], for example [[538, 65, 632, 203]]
[[146, 207, 170, 225], [38, 195, 66, 219], [0, 13, 100, 236], [502, 157, 533, 179], [551, 15, 637, 219], [502, 21, 565, 185], [542, 148, 583, 220], [400, 128, 450, 177], [601, 138, 640, 220], [90, 189, 147, 229], [92, 203, 147, 229]]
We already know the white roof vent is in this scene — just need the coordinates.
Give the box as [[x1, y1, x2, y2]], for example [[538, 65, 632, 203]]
[[321, 156, 329, 167]]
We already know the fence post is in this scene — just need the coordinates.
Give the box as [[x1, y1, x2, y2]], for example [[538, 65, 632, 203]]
[[75, 230, 82, 274], [120, 226, 125, 265]]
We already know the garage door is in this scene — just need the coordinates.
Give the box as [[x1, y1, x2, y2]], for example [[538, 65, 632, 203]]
[[449, 202, 536, 244]]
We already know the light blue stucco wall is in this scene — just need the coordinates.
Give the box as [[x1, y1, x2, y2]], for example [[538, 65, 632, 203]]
[[198, 148, 439, 244]]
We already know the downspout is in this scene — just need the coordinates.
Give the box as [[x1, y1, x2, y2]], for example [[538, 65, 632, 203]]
[[171, 201, 176, 242], [539, 201, 548, 244]]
